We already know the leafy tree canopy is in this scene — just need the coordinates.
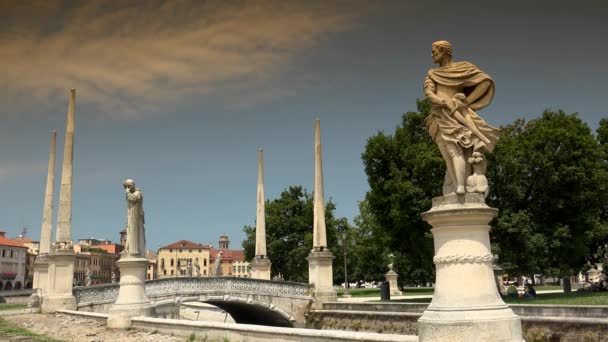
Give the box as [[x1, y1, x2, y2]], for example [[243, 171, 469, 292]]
[[242, 186, 345, 283], [487, 110, 608, 277], [360, 99, 441, 284]]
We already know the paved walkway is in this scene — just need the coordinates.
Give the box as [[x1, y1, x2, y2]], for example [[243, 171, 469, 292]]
[[337, 289, 563, 302]]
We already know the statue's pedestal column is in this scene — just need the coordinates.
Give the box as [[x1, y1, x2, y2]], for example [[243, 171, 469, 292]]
[[418, 194, 522, 342], [307, 249, 337, 309], [250, 256, 271, 280], [385, 270, 402, 296], [107, 257, 152, 328], [41, 251, 77, 313]]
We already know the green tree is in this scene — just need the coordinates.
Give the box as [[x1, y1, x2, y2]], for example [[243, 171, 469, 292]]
[[346, 198, 389, 283], [360, 99, 442, 285], [242, 186, 344, 283], [487, 110, 608, 279]]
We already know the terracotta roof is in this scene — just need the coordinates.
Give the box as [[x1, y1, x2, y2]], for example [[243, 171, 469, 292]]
[[97, 244, 124, 254], [210, 248, 245, 261], [13, 237, 35, 243], [0, 236, 28, 248], [159, 240, 211, 250]]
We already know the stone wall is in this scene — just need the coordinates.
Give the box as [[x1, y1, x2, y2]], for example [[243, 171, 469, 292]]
[[308, 302, 608, 341], [131, 316, 418, 342]]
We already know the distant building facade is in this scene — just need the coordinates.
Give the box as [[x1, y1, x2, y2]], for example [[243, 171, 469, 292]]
[[156, 235, 249, 279], [146, 250, 157, 280], [0, 231, 28, 290], [157, 240, 212, 278], [210, 235, 250, 278]]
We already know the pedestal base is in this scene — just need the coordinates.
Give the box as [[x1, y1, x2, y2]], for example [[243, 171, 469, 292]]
[[32, 255, 50, 297], [107, 256, 151, 328], [41, 251, 76, 313], [250, 256, 272, 280], [385, 271, 402, 296], [418, 194, 522, 342], [41, 295, 77, 313], [307, 249, 336, 308]]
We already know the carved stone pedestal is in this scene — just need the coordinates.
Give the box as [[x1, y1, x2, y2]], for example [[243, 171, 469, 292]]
[[32, 254, 50, 296], [250, 256, 272, 280], [307, 249, 336, 309], [385, 270, 402, 296], [418, 193, 522, 342], [107, 257, 152, 328], [41, 251, 77, 313]]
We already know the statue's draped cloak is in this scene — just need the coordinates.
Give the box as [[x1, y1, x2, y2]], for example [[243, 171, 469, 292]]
[[125, 189, 146, 256], [425, 61, 500, 152]]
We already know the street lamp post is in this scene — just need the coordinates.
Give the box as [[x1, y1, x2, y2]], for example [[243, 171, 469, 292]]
[[337, 231, 351, 298]]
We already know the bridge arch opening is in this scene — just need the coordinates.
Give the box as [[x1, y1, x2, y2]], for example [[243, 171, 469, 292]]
[[184, 300, 293, 327]]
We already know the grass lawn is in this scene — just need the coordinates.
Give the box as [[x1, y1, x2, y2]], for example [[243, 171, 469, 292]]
[[0, 304, 27, 311], [338, 287, 435, 297], [0, 317, 63, 342], [533, 286, 562, 291], [390, 291, 608, 305]]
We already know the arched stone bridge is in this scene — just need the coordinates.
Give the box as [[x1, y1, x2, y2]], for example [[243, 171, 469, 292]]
[[73, 277, 313, 327]]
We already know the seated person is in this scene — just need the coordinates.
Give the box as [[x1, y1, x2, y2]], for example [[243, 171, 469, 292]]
[[506, 283, 518, 298], [524, 284, 536, 299]]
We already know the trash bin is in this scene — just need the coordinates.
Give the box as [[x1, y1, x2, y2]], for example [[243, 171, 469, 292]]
[[562, 276, 571, 293], [380, 281, 390, 301]]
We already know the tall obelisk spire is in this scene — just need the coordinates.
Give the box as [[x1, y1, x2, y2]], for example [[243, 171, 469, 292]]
[[307, 118, 336, 307], [56, 89, 75, 245], [255, 148, 267, 257], [313, 118, 327, 250], [39, 130, 57, 254], [251, 148, 272, 280]]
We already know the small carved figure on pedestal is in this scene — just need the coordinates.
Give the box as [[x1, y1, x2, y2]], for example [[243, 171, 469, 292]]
[[85, 267, 92, 286], [122, 179, 146, 258]]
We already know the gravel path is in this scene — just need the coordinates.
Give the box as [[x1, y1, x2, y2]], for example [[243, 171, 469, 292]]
[[3, 313, 183, 342]]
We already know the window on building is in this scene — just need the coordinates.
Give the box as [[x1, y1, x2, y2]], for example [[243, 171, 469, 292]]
[[189, 249, 192, 253], [161, 259, 165, 267], [177, 260, 180, 267], [233, 266, 236, 272], [1, 249, 4, 257], [204, 259, 207, 266], [163, 270, 167, 275], [169, 249, 172, 253], [171, 270, 174, 275], [171, 259, 174, 266], [10, 250, 13, 258]]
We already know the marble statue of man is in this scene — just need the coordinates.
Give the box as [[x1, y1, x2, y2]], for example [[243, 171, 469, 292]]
[[122, 179, 146, 257], [424, 40, 500, 196], [214, 251, 223, 276]]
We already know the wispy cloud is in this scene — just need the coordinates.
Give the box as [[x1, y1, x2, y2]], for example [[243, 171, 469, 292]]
[[0, 161, 46, 183], [0, 0, 378, 119]]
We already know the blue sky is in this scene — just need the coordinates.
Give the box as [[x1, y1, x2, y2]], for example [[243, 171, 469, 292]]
[[1, 0, 607, 251]]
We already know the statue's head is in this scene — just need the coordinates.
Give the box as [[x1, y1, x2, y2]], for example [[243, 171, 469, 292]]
[[123, 179, 136, 192], [432, 40, 453, 63]]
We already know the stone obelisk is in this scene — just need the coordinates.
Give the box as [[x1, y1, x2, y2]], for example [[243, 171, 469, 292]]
[[251, 148, 271, 280], [32, 130, 57, 301], [40, 130, 57, 255], [306, 118, 336, 307], [55, 88, 75, 248], [42, 89, 77, 313]]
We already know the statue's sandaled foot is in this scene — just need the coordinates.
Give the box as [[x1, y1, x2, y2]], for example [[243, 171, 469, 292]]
[[456, 186, 465, 195]]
